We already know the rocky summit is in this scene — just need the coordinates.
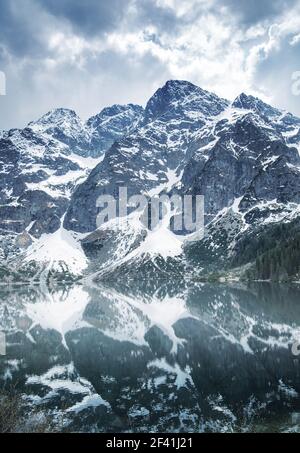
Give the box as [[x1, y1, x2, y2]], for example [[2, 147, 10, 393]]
[[0, 80, 300, 283]]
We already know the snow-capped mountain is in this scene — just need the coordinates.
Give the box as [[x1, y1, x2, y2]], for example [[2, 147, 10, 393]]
[[28, 108, 93, 157], [28, 104, 144, 158], [1, 80, 300, 281], [64, 80, 229, 233], [0, 104, 143, 276], [63, 81, 300, 280]]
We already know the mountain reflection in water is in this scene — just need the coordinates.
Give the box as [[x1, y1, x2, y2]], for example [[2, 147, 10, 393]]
[[1, 281, 300, 433]]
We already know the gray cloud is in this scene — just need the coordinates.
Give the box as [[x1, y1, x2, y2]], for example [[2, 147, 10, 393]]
[[133, 0, 182, 34], [0, 0, 50, 58], [0, 0, 300, 130], [40, 0, 131, 36], [214, 0, 298, 25], [251, 36, 300, 113]]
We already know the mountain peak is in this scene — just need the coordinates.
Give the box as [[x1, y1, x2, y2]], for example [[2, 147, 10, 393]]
[[144, 80, 228, 122], [86, 103, 144, 132], [162, 79, 199, 91], [28, 108, 83, 131], [87, 103, 143, 126], [232, 93, 282, 118]]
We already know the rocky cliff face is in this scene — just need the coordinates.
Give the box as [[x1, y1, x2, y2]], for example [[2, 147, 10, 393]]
[[64, 80, 229, 233], [1, 80, 300, 280], [0, 104, 143, 238], [87, 104, 144, 156], [61, 81, 300, 280]]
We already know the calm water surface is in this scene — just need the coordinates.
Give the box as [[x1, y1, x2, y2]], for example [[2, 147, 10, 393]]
[[1, 281, 300, 432]]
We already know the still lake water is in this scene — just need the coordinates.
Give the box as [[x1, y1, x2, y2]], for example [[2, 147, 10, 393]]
[[1, 281, 300, 432]]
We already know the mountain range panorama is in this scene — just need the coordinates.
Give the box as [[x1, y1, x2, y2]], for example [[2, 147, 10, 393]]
[[0, 80, 299, 283]]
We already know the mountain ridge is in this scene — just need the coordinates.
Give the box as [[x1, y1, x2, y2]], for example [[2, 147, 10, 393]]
[[0, 80, 299, 282]]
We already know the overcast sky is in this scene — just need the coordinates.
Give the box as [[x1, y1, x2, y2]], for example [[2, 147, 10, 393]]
[[0, 0, 300, 129]]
